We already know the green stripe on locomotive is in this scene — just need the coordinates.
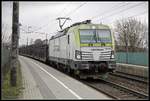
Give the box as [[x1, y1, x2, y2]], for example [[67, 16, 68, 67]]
[[67, 23, 114, 49]]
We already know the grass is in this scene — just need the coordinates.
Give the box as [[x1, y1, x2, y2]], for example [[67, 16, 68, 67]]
[[2, 60, 24, 100]]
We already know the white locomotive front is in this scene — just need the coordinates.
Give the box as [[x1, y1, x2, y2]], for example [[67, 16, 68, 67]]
[[48, 20, 116, 79]]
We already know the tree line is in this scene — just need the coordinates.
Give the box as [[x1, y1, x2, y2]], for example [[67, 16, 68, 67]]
[[113, 18, 148, 52]]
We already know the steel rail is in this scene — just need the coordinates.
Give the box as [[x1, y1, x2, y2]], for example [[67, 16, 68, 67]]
[[111, 71, 148, 84], [82, 79, 148, 100]]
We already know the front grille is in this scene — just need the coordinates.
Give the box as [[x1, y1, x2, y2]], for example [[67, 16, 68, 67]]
[[81, 51, 93, 60], [80, 50, 112, 61], [99, 51, 111, 60]]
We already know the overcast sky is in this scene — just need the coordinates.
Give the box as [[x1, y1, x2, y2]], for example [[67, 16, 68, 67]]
[[2, 1, 148, 46]]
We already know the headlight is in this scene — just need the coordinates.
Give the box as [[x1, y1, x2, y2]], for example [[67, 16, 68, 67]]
[[111, 54, 114, 58], [76, 54, 81, 59], [75, 50, 82, 60], [111, 51, 115, 59]]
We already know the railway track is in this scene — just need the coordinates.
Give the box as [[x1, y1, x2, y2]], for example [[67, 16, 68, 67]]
[[107, 71, 149, 94], [111, 71, 148, 84], [82, 79, 148, 100], [48, 63, 149, 99]]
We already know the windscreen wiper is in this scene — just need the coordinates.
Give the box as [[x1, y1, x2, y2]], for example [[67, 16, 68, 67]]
[[94, 30, 97, 43], [100, 38, 105, 46], [89, 30, 97, 46], [97, 34, 105, 46]]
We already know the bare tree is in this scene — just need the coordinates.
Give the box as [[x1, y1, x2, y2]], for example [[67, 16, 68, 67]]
[[114, 18, 148, 52], [2, 24, 7, 43], [2, 23, 12, 47]]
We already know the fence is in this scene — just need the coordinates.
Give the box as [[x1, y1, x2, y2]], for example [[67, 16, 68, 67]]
[[115, 52, 148, 66]]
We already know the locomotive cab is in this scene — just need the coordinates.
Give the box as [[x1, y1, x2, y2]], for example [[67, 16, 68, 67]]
[[48, 20, 116, 79], [69, 22, 116, 79]]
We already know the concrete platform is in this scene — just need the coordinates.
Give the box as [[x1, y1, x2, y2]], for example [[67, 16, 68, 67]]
[[116, 63, 148, 78], [19, 56, 112, 99]]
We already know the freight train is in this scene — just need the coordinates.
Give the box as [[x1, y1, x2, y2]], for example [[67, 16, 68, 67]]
[[19, 20, 116, 79]]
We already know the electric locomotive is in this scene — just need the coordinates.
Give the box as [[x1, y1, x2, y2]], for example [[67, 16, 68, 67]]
[[48, 20, 116, 79]]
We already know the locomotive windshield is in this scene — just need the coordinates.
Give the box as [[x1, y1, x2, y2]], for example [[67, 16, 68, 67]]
[[80, 29, 112, 43]]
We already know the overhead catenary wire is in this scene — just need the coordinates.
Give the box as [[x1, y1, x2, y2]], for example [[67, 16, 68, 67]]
[[57, 2, 71, 17], [57, 2, 87, 29], [96, 2, 145, 22], [20, 2, 147, 38], [108, 10, 148, 25], [64, 2, 87, 17], [29, 3, 71, 33], [29, 19, 56, 33], [89, 2, 130, 20], [50, 2, 87, 31], [127, 10, 148, 19], [30, 2, 130, 33]]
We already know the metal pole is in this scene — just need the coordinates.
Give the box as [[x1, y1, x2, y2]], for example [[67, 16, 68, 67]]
[[10, 1, 19, 86]]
